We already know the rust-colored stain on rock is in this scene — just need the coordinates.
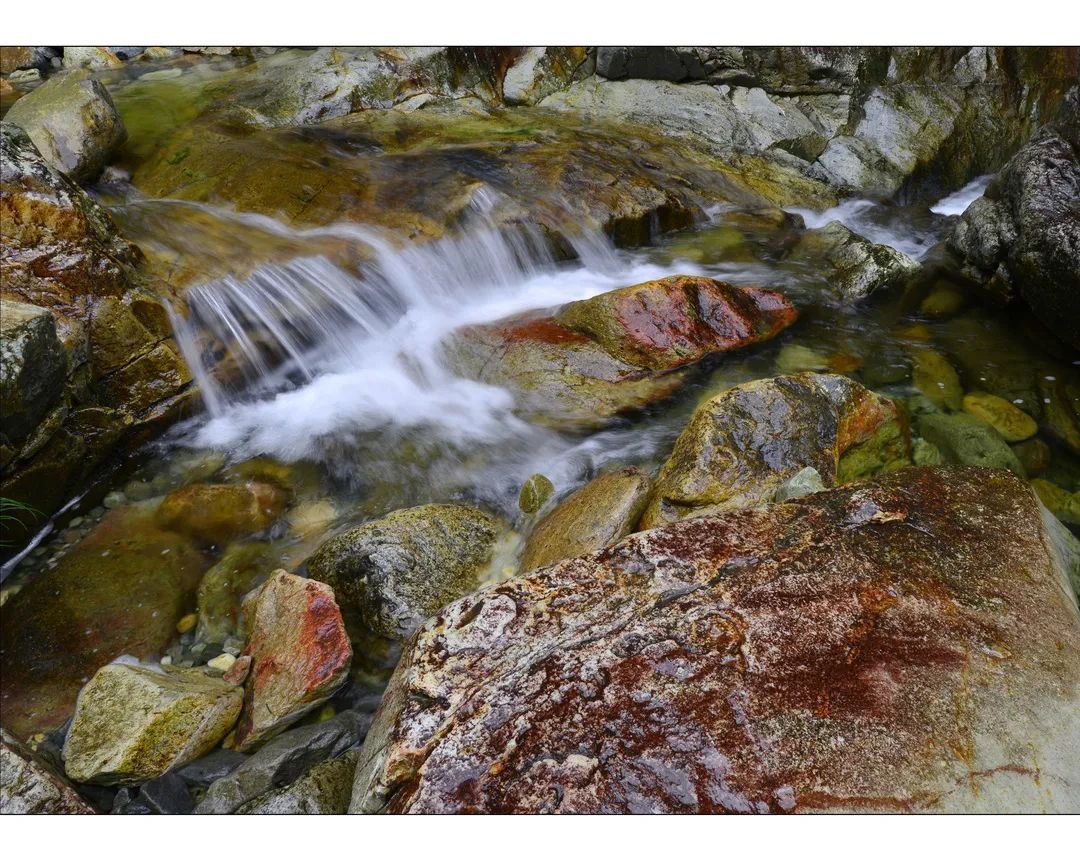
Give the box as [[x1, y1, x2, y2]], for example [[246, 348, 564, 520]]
[[354, 467, 1080, 814]]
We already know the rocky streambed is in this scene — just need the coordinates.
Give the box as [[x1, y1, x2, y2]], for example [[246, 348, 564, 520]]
[[1, 46, 1078, 815]]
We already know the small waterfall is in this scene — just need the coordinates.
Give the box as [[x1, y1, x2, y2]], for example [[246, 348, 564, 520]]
[[166, 191, 679, 469]]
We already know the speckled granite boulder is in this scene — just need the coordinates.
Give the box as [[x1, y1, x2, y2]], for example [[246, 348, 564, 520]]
[[352, 467, 1080, 814]]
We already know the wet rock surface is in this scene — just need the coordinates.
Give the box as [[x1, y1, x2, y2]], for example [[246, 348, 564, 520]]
[[0, 505, 207, 739], [307, 504, 501, 640], [446, 276, 798, 430], [195, 709, 369, 814], [642, 372, 910, 528], [353, 467, 1080, 814], [521, 468, 652, 572], [949, 127, 1080, 350], [4, 70, 126, 182], [1, 729, 95, 814], [62, 661, 242, 785], [231, 570, 352, 751], [156, 481, 288, 546]]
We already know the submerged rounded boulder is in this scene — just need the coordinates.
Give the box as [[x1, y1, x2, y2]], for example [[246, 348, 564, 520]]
[[641, 372, 910, 528], [306, 503, 502, 640], [0, 505, 207, 739], [353, 467, 1080, 814], [156, 481, 288, 546]]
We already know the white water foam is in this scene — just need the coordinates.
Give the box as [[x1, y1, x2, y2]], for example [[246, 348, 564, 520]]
[[929, 175, 992, 216], [171, 194, 695, 479]]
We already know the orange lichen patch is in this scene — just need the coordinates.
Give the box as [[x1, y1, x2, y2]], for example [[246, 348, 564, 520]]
[[495, 317, 591, 346], [356, 467, 1080, 814], [231, 570, 352, 752]]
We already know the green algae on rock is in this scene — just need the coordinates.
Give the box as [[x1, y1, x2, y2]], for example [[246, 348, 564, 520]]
[[518, 473, 555, 515], [352, 467, 1080, 814], [0, 505, 207, 739], [62, 661, 242, 785], [520, 467, 652, 573], [962, 392, 1038, 442], [307, 503, 502, 641], [641, 372, 910, 529], [916, 412, 1026, 476]]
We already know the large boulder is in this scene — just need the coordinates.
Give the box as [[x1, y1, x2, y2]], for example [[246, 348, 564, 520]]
[[195, 709, 368, 814], [446, 276, 797, 430], [352, 467, 1080, 814], [641, 373, 910, 529], [784, 221, 921, 301], [62, 661, 243, 785], [4, 70, 126, 182], [0, 729, 95, 814], [307, 504, 501, 641], [230, 570, 352, 752], [948, 129, 1080, 350], [520, 467, 652, 572], [0, 505, 207, 739]]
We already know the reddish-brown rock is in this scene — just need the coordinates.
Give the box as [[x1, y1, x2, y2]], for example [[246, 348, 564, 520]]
[[352, 467, 1080, 814], [444, 275, 797, 430], [231, 570, 352, 752]]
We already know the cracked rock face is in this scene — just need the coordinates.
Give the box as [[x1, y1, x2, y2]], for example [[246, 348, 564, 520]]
[[1, 730, 94, 814], [352, 467, 1080, 814]]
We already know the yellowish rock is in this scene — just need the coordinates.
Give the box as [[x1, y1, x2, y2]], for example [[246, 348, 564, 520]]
[[962, 393, 1038, 442], [910, 348, 963, 411], [1030, 479, 1080, 525], [207, 653, 237, 673], [919, 284, 966, 319], [176, 613, 198, 634]]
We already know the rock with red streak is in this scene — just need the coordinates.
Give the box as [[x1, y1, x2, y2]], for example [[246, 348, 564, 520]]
[[231, 570, 352, 752], [443, 275, 797, 430], [352, 467, 1080, 814]]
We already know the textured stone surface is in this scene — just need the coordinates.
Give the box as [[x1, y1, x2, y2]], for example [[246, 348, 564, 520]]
[[949, 129, 1080, 350], [521, 468, 652, 572], [446, 276, 797, 430], [62, 661, 242, 785], [236, 750, 357, 814], [4, 70, 126, 182], [784, 221, 921, 301], [0, 301, 66, 453], [917, 412, 1026, 476], [642, 373, 910, 528], [156, 482, 287, 546], [195, 709, 368, 813], [353, 467, 1080, 814], [0, 505, 207, 739], [231, 571, 352, 752], [0, 729, 95, 814], [307, 504, 501, 640]]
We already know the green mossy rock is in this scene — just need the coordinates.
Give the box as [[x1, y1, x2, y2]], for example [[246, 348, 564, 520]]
[[916, 412, 1026, 476], [518, 473, 555, 515], [1031, 479, 1080, 526], [62, 661, 242, 785], [235, 750, 357, 814], [195, 542, 274, 645], [4, 69, 126, 182], [520, 467, 652, 572], [0, 505, 207, 739], [307, 503, 502, 640], [642, 372, 910, 529]]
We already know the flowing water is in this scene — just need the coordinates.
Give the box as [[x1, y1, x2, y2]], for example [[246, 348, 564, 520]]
[[3, 64, 1079, 739]]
